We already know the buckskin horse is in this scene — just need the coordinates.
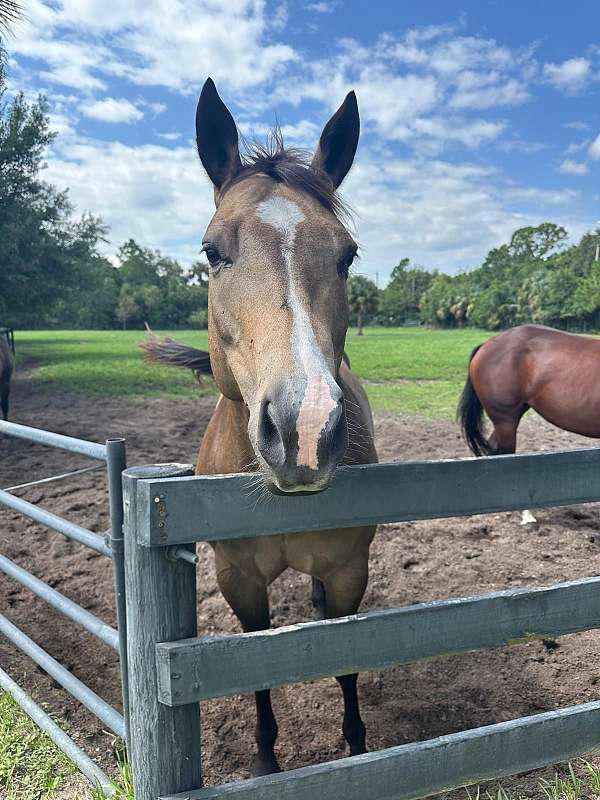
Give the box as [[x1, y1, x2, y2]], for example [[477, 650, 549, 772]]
[[142, 78, 377, 776]]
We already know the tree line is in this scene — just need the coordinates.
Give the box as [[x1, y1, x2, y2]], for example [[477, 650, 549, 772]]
[[2, 70, 600, 333], [348, 222, 600, 333]]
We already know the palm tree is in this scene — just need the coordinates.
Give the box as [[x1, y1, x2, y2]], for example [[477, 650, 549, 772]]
[[0, 0, 21, 31], [0, 0, 22, 68]]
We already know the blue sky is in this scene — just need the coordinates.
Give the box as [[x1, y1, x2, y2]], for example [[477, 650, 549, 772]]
[[6, 0, 600, 283]]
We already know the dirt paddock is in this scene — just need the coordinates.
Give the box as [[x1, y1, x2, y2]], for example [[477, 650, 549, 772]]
[[1, 370, 600, 795]]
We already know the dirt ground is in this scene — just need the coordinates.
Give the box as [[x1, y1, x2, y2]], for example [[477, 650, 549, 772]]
[[2, 368, 600, 796]]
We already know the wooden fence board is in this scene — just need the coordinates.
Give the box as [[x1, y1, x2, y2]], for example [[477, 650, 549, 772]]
[[160, 701, 600, 800], [156, 576, 600, 704], [136, 448, 600, 546]]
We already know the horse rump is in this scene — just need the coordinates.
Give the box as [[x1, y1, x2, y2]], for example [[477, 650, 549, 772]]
[[457, 344, 492, 457]]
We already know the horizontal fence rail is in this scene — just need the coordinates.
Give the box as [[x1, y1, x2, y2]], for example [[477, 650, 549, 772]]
[[0, 424, 128, 796], [0, 420, 107, 460], [156, 575, 600, 704], [0, 666, 115, 795], [0, 489, 111, 556], [160, 701, 600, 800], [0, 614, 125, 737], [0, 554, 119, 650], [135, 448, 600, 546]]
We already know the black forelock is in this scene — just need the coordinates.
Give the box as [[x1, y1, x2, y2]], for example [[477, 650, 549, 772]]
[[219, 126, 351, 222]]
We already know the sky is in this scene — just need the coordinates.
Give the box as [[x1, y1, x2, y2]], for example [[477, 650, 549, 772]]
[[5, 0, 600, 283]]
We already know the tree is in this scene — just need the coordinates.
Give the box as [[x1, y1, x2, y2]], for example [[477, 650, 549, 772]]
[[347, 275, 379, 335], [379, 258, 433, 325], [116, 285, 141, 330]]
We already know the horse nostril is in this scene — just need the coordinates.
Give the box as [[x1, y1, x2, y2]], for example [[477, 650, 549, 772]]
[[257, 400, 286, 468]]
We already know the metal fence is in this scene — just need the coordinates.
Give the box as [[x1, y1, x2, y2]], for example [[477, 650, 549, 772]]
[[122, 447, 600, 800], [3, 425, 600, 800], [0, 420, 129, 795]]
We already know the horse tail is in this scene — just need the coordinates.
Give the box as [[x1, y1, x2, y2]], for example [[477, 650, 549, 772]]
[[140, 323, 212, 377], [457, 344, 492, 457]]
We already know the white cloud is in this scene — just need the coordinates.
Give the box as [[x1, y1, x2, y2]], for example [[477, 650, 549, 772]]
[[544, 57, 592, 92], [11, 0, 298, 94], [497, 139, 546, 153], [589, 133, 600, 160], [504, 186, 578, 205], [449, 78, 529, 109], [156, 131, 182, 141], [306, 1, 338, 12], [558, 159, 589, 175], [80, 97, 144, 123], [342, 152, 583, 277], [45, 135, 214, 256], [564, 121, 590, 131]]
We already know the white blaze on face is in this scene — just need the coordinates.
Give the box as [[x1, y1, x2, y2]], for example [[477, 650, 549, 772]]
[[258, 195, 339, 470]]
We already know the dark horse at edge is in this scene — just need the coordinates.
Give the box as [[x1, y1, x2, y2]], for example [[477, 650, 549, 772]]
[[0, 333, 13, 420]]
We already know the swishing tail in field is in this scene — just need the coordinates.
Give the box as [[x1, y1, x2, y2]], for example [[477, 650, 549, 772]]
[[458, 323, 600, 524], [0, 335, 13, 421], [141, 323, 212, 379]]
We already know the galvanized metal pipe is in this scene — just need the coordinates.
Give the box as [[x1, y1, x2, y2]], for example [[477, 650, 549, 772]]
[[0, 613, 125, 737], [3, 463, 104, 493], [0, 420, 107, 460], [106, 438, 131, 752], [0, 665, 115, 796], [0, 489, 111, 557], [0, 554, 119, 650]]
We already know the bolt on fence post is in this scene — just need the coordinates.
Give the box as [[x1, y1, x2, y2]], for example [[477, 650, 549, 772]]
[[123, 466, 201, 800], [106, 438, 130, 753]]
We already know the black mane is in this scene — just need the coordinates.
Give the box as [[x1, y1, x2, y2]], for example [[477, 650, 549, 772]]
[[222, 127, 350, 221]]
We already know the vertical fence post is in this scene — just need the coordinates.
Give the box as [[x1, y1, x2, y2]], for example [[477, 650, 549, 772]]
[[106, 438, 130, 753], [122, 466, 201, 800]]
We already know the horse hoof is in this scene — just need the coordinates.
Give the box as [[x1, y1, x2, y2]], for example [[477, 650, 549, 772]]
[[253, 756, 282, 777]]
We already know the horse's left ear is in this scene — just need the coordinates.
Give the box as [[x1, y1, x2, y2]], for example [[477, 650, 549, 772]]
[[311, 91, 359, 189]]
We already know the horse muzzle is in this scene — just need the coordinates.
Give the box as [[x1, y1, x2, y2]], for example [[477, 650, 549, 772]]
[[254, 379, 348, 494]]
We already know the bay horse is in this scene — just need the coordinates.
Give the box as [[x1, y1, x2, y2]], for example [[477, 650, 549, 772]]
[[142, 78, 377, 776], [458, 324, 600, 520], [0, 332, 13, 420], [457, 323, 600, 454]]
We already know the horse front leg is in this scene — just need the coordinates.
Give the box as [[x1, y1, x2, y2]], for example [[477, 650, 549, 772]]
[[216, 563, 281, 776], [322, 555, 371, 756]]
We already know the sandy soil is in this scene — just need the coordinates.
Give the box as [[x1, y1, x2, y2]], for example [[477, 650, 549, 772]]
[[1, 369, 600, 796]]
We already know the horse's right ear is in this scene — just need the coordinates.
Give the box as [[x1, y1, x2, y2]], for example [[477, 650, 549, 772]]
[[196, 78, 242, 190]]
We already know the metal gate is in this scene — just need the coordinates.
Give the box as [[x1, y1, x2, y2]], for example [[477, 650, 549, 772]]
[[121, 447, 600, 800], [0, 420, 129, 795]]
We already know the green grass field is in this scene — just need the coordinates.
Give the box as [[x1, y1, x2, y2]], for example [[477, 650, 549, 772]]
[[15, 327, 494, 419]]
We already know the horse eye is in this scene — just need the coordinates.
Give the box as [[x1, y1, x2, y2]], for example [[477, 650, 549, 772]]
[[202, 244, 228, 270], [337, 250, 356, 278]]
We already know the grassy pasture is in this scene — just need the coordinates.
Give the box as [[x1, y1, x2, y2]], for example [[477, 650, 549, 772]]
[[15, 327, 494, 419]]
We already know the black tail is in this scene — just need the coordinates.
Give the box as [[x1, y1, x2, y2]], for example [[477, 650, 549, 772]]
[[457, 344, 492, 457], [140, 324, 212, 378]]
